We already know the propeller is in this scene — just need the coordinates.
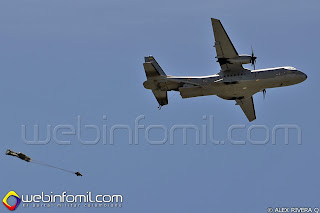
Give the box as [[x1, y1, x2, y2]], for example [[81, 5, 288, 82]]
[[262, 89, 266, 100], [250, 47, 257, 70]]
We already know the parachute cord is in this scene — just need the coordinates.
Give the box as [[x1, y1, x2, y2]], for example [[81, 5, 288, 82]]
[[169, 92, 177, 100], [31, 160, 75, 174]]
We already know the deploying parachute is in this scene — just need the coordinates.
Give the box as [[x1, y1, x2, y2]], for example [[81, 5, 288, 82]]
[[6, 149, 83, 177], [6, 149, 31, 162]]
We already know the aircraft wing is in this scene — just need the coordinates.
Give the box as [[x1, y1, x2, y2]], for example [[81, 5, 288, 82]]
[[211, 18, 243, 72], [235, 97, 256, 122]]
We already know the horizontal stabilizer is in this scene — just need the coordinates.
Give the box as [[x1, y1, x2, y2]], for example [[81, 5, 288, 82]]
[[152, 90, 168, 106]]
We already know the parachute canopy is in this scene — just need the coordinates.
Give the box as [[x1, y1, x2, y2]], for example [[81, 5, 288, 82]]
[[5, 149, 82, 177], [6, 149, 31, 162]]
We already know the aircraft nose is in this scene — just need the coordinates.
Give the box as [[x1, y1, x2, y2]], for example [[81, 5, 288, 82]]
[[298, 71, 307, 81], [300, 71, 307, 79]]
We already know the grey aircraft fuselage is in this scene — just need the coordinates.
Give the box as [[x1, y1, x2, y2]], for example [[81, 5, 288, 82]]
[[142, 18, 307, 121], [143, 67, 307, 100]]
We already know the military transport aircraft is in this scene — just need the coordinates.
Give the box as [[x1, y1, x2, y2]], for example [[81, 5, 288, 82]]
[[142, 18, 307, 121]]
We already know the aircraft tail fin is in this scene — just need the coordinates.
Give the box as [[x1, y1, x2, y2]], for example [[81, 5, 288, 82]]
[[143, 56, 168, 107], [143, 56, 167, 78]]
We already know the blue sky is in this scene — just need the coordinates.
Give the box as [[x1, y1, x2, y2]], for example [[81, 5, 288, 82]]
[[0, 0, 319, 212]]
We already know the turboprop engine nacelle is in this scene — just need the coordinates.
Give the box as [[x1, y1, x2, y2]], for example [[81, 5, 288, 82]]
[[227, 54, 252, 64]]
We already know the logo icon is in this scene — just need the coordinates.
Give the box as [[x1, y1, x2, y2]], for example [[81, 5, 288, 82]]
[[3, 191, 21, 211]]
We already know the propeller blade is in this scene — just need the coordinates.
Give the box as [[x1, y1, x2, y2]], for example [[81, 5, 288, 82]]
[[262, 89, 266, 100], [250, 46, 257, 70]]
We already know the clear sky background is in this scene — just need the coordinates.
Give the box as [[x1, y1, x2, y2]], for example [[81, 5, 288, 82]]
[[0, 0, 319, 212]]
